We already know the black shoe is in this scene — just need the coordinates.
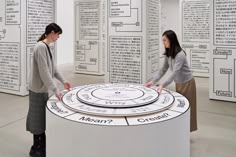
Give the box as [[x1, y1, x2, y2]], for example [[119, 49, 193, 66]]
[[29, 145, 36, 157], [29, 145, 46, 157]]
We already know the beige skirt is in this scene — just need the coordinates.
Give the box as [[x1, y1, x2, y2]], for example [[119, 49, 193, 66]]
[[176, 78, 197, 132]]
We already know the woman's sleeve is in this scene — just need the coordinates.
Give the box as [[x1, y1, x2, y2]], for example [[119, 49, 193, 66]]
[[162, 52, 185, 87], [152, 57, 169, 83]]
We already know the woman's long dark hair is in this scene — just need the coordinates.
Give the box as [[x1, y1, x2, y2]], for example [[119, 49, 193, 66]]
[[37, 23, 63, 42], [163, 30, 184, 59]]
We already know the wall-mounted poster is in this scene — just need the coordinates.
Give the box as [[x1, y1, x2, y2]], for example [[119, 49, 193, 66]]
[[74, 0, 105, 75], [74, 0, 161, 83], [0, 0, 55, 95], [209, 0, 236, 102], [107, 0, 161, 84], [180, 0, 210, 77]]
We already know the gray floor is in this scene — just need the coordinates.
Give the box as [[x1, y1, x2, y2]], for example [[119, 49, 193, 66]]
[[0, 64, 235, 157]]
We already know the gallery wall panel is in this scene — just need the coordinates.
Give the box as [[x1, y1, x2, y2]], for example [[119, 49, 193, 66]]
[[180, 0, 210, 77], [74, 0, 161, 83], [0, 0, 56, 95], [210, 0, 236, 102]]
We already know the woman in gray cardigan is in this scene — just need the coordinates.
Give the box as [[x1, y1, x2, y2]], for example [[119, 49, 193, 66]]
[[26, 23, 71, 157], [146, 30, 197, 132]]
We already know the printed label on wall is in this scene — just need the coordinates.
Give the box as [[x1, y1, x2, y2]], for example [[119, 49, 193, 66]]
[[213, 0, 236, 46], [109, 36, 142, 83], [210, 0, 236, 102], [146, 0, 160, 79], [0, 43, 20, 90], [6, 0, 21, 25], [109, 0, 142, 32], [26, 0, 55, 44], [74, 0, 160, 82], [0, 0, 21, 92], [0, 0, 55, 95], [74, 0, 103, 74], [107, 0, 160, 83], [181, 0, 210, 77]]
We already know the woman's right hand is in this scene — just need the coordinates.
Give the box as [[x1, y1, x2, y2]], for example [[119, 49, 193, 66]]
[[157, 84, 163, 94], [64, 82, 72, 91], [145, 81, 154, 88], [55, 92, 62, 101]]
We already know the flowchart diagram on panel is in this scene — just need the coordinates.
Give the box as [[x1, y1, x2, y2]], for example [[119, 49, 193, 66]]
[[213, 48, 236, 98], [181, 0, 210, 76], [110, 0, 142, 32], [75, 40, 99, 72], [182, 44, 209, 74], [0, 0, 21, 91]]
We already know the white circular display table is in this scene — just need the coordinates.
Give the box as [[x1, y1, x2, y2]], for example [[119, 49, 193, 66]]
[[46, 84, 190, 157]]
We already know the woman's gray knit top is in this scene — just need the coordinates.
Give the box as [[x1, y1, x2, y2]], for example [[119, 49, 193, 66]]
[[152, 50, 193, 87], [29, 41, 66, 94]]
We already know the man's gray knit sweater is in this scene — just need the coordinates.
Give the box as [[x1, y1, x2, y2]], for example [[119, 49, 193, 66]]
[[152, 51, 193, 87], [29, 41, 66, 94]]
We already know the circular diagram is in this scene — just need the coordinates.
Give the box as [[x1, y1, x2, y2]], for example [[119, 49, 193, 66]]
[[47, 83, 190, 123], [77, 84, 159, 108], [60, 84, 174, 117]]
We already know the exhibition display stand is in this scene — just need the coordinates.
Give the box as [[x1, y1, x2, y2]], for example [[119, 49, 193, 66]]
[[46, 84, 190, 157]]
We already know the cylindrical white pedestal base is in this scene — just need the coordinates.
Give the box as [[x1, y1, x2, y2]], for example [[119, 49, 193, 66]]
[[46, 84, 190, 157], [46, 110, 190, 157]]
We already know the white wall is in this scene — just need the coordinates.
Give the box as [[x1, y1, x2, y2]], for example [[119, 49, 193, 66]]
[[159, 0, 180, 57], [157, 0, 180, 87], [55, 0, 181, 66], [56, 0, 74, 65], [160, 0, 180, 37]]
